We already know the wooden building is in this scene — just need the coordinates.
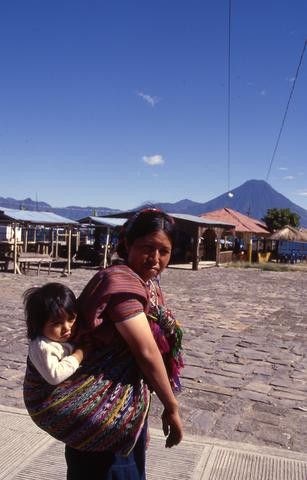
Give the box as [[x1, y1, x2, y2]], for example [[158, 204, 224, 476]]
[[102, 211, 235, 270], [0, 208, 79, 274], [200, 208, 270, 262]]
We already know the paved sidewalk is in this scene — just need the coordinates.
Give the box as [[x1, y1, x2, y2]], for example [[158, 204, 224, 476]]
[[1, 405, 306, 480]]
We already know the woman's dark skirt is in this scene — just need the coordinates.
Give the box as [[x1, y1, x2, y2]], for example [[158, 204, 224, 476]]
[[65, 424, 147, 480]]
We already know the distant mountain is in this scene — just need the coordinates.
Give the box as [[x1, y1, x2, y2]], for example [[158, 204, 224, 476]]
[[0, 197, 51, 211], [1, 179, 307, 226], [0, 197, 120, 220], [155, 180, 307, 227], [51, 206, 121, 220]]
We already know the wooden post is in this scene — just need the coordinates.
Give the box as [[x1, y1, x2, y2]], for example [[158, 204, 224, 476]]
[[13, 223, 21, 274], [24, 227, 28, 253], [67, 227, 72, 275], [55, 229, 59, 258], [76, 229, 80, 253], [247, 234, 253, 263], [192, 226, 200, 270], [50, 229, 55, 257], [13, 223, 17, 274], [215, 229, 221, 266], [103, 227, 110, 268]]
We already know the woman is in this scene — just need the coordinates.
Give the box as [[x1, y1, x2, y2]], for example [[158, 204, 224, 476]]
[[66, 208, 184, 479]]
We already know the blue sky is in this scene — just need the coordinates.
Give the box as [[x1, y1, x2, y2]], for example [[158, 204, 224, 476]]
[[1, 1, 307, 210]]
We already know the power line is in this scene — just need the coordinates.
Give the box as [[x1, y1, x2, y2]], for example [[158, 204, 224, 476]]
[[265, 40, 307, 182], [227, 0, 232, 192]]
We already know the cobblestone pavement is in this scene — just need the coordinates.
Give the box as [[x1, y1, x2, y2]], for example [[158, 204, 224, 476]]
[[0, 266, 306, 454]]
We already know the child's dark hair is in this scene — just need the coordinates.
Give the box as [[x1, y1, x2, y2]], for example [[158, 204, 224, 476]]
[[117, 208, 176, 260], [23, 283, 77, 340]]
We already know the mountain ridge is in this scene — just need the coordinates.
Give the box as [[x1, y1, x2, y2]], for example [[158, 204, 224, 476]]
[[1, 179, 307, 227], [0, 197, 120, 219], [156, 180, 307, 227]]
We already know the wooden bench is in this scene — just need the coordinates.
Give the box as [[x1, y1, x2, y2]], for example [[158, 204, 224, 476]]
[[18, 253, 53, 275]]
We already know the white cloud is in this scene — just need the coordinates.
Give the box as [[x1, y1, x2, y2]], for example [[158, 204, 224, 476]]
[[282, 175, 295, 180], [260, 89, 267, 96], [137, 91, 160, 107], [142, 154, 165, 166], [295, 190, 307, 196], [278, 166, 288, 171]]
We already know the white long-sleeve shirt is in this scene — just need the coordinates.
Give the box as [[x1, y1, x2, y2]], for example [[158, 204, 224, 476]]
[[28, 336, 80, 385]]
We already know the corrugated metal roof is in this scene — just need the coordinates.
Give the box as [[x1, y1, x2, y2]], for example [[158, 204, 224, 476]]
[[95, 211, 235, 228], [78, 216, 126, 227], [89, 212, 235, 228], [171, 213, 235, 228], [0, 208, 78, 225], [101, 210, 236, 227], [200, 208, 270, 235]]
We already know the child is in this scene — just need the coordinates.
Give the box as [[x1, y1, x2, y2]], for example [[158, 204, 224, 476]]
[[24, 282, 85, 385]]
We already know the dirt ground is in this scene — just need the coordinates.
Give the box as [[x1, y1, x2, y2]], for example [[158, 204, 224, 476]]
[[0, 265, 306, 453]]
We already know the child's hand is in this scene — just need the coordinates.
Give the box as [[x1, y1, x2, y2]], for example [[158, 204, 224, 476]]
[[72, 347, 85, 364]]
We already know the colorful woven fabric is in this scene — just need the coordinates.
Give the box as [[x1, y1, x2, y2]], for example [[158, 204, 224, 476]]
[[77, 265, 150, 332], [147, 279, 184, 392], [23, 345, 150, 455]]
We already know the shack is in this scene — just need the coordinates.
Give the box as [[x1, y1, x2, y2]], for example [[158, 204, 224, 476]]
[[200, 208, 270, 262], [0, 208, 79, 274], [269, 225, 307, 262]]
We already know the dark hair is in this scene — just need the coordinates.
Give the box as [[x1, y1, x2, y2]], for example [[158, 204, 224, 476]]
[[23, 283, 77, 340], [117, 208, 176, 260]]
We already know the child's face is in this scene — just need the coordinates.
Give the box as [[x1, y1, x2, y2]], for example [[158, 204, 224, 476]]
[[42, 313, 76, 343]]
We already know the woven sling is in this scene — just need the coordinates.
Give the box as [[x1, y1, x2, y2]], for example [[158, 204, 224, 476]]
[[23, 345, 150, 456]]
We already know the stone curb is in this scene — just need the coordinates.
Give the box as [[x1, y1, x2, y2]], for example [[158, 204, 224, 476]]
[[1, 405, 306, 479]]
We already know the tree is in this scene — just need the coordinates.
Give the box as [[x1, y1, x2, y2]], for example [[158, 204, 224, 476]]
[[263, 208, 300, 232]]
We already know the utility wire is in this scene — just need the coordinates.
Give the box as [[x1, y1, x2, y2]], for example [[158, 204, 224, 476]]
[[266, 40, 307, 182], [227, 0, 232, 192]]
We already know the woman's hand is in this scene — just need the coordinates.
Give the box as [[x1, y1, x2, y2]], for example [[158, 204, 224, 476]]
[[161, 407, 183, 448]]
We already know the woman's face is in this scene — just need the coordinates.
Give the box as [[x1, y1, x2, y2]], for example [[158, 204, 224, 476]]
[[126, 230, 172, 282]]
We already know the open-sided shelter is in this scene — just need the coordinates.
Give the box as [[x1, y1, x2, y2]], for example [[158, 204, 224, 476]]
[[0, 208, 79, 274], [200, 208, 270, 261], [102, 210, 235, 270], [170, 213, 235, 268], [77, 216, 126, 267]]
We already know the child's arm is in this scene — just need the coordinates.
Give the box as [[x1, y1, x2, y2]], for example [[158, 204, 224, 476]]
[[71, 347, 84, 364], [28, 338, 83, 385]]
